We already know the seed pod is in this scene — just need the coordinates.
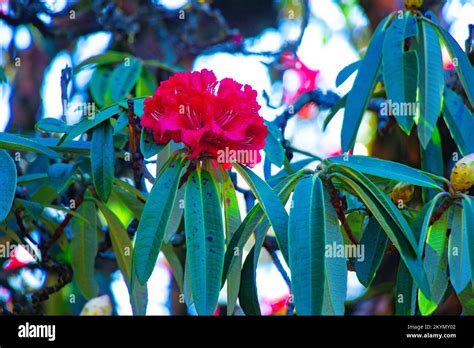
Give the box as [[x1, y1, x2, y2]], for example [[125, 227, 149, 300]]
[[450, 154, 474, 192], [390, 182, 415, 205]]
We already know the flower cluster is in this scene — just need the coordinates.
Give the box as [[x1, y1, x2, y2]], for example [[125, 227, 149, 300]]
[[141, 69, 267, 168]]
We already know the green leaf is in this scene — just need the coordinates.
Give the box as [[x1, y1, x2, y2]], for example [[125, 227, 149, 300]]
[[232, 163, 289, 263], [96, 201, 132, 287], [322, 94, 347, 131], [382, 13, 417, 134], [75, 51, 131, 72], [109, 58, 143, 102], [332, 169, 430, 297], [416, 20, 444, 149], [184, 170, 225, 315], [336, 61, 360, 87], [399, 50, 418, 133], [288, 174, 326, 315], [219, 168, 242, 315], [133, 158, 183, 284], [322, 188, 347, 315], [238, 245, 261, 315], [383, 13, 409, 106], [420, 127, 443, 202], [0, 133, 60, 158], [326, 155, 441, 189], [238, 220, 268, 316], [222, 170, 305, 284], [91, 121, 114, 202], [17, 173, 48, 186], [47, 163, 76, 193], [426, 19, 474, 108], [35, 118, 70, 134], [0, 150, 17, 221], [264, 122, 285, 167], [448, 204, 472, 294], [111, 186, 144, 221], [418, 209, 449, 315], [90, 68, 111, 107], [442, 88, 474, 156], [71, 200, 99, 299], [59, 104, 120, 145], [140, 128, 165, 159], [113, 111, 129, 135], [341, 17, 388, 152], [462, 197, 474, 290], [355, 216, 388, 287], [395, 262, 417, 315]]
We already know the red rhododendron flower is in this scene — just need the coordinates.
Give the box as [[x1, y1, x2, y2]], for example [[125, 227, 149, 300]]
[[141, 69, 267, 168]]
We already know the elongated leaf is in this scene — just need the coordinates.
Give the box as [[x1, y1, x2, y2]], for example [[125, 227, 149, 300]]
[[91, 121, 114, 202], [448, 205, 471, 294], [336, 61, 360, 87], [420, 127, 444, 202], [185, 170, 225, 315], [395, 262, 417, 315], [17, 173, 48, 186], [133, 158, 183, 284], [442, 88, 474, 156], [0, 133, 60, 158], [341, 17, 389, 152], [111, 186, 144, 220], [399, 50, 418, 133], [383, 14, 409, 112], [59, 104, 120, 145], [416, 193, 445, 255], [35, 118, 70, 134], [232, 163, 289, 263], [426, 19, 474, 107], [71, 200, 98, 299], [417, 21, 444, 148], [220, 168, 242, 315], [238, 220, 268, 316], [333, 170, 430, 297], [0, 150, 16, 221], [323, 94, 347, 131], [326, 155, 441, 189], [355, 216, 388, 287], [221, 170, 306, 284], [463, 198, 474, 290], [264, 122, 285, 167], [238, 246, 261, 315], [109, 58, 143, 102], [90, 68, 111, 107], [418, 210, 449, 315], [75, 51, 131, 72], [96, 201, 132, 287], [289, 175, 326, 315], [140, 128, 165, 159], [322, 188, 347, 315]]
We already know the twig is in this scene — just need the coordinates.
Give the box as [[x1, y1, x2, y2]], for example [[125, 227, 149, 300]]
[[429, 197, 455, 226], [321, 177, 359, 245], [127, 99, 142, 187], [41, 191, 85, 255]]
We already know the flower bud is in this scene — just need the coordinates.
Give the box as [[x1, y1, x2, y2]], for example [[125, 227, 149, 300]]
[[404, 0, 424, 9], [450, 154, 474, 192], [80, 295, 112, 316], [390, 182, 415, 205]]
